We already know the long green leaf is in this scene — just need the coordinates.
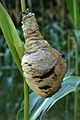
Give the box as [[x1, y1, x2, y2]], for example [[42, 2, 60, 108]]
[[0, 3, 24, 73], [67, 0, 80, 29], [17, 76, 80, 120]]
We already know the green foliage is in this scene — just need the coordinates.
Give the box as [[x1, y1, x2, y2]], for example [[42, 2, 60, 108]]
[[67, 0, 80, 29], [0, 3, 24, 73], [0, 1, 80, 120], [67, 1, 80, 119], [17, 76, 80, 120], [0, 2, 29, 120], [0, 3, 24, 119]]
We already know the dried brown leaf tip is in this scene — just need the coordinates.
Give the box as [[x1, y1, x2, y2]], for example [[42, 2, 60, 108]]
[[21, 9, 67, 98]]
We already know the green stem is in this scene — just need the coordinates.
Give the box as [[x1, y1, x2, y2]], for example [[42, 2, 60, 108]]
[[75, 41, 78, 76], [65, 96, 68, 120], [74, 39, 78, 120], [24, 79, 29, 120], [67, 31, 70, 72], [73, 0, 78, 119], [65, 30, 70, 120], [27, 0, 32, 12], [73, 0, 77, 28], [20, 0, 26, 12], [20, 1, 29, 120], [74, 90, 78, 120]]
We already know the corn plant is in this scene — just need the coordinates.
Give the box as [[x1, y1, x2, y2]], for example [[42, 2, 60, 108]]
[[0, 1, 80, 120]]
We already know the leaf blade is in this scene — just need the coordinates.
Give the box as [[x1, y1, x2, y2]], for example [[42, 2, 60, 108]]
[[30, 76, 80, 120], [17, 76, 80, 120], [0, 3, 24, 73]]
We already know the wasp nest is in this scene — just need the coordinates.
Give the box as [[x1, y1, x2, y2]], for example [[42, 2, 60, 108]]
[[21, 9, 67, 98]]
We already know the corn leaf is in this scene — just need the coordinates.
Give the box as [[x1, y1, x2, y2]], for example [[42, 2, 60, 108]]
[[17, 76, 80, 120], [0, 3, 24, 73]]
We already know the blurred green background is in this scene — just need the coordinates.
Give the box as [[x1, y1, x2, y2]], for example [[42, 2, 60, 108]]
[[0, 0, 80, 120]]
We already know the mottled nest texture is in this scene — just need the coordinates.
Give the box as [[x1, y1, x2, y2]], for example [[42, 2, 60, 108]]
[[21, 9, 67, 98]]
